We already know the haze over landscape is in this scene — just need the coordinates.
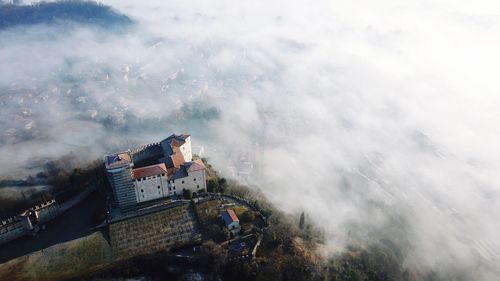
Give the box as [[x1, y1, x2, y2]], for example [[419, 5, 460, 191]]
[[1, 0, 499, 280]]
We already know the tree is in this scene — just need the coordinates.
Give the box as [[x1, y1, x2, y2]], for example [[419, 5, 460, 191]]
[[241, 210, 256, 223], [299, 212, 305, 230], [183, 189, 192, 200], [69, 168, 83, 184], [199, 240, 227, 275], [218, 177, 228, 193], [206, 224, 227, 242], [207, 178, 219, 192]]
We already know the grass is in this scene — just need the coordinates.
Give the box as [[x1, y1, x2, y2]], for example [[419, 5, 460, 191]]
[[109, 204, 199, 259], [232, 206, 249, 217], [0, 231, 113, 281], [195, 199, 220, 224]]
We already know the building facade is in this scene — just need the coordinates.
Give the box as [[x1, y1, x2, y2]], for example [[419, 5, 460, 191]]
[[170, 160, 207, 197], [132, 163, 169, 203], [131, 160, 207, 203]]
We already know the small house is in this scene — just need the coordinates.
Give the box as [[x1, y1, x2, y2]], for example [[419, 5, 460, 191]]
[[222, 209, 240, 237]]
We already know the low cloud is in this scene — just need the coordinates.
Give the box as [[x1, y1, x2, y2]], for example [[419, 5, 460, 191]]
[[0, 0, 499, 279]]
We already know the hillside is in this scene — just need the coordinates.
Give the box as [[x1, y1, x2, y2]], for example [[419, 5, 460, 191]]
[[0, 158, 452, 281], [0, 1, 132, 30]]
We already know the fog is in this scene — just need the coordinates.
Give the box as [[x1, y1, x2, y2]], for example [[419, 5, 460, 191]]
[[1, 0, 499, 279]]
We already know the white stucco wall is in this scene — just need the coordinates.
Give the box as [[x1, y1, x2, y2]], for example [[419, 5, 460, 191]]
[[170, 169, 206, 196], [132, 165, 206, 202], [133, 174, 169, 203], [228, 221, 240, 230], [179, 136, 192, 162]]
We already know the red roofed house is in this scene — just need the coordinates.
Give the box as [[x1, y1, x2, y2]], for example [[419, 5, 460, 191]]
[[222, 209, 241, 236]]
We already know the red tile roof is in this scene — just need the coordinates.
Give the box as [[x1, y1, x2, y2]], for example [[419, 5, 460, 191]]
[[117, 152, 131, 162], [226, 209, 239, 222], [169, 134, 190, 147], [170, 138, 185, 147], [132, 163, 168, 179], [170, 146, 185, 168], [105, 152, 132, 169], [186, 159, 206, 172]]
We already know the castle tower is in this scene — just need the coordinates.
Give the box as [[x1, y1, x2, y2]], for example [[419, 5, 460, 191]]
[[104, 151, 137, 210]]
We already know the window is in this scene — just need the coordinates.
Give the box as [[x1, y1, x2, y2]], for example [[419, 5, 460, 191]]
[[182, 180, 184, 184], [157, 186, 160, 189], [143, 177, 146, 181], [162, 173, 165, 177], [141, 189, 144, 193], [174, 191, 177, 195], [169, 187, 171, 191], [194, 178, 196, 181], [172, 179, 175, 183], [197, 185, 199, 189], [138, 179, 141, 182], [173, 186, 176, 190]]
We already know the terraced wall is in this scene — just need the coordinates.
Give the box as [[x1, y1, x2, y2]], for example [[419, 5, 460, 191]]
[[109, 203, 201, 259]]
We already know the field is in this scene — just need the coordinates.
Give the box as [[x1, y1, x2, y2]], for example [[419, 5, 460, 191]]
[[109, 204, 201, 259], [0, 231, 113, 281]]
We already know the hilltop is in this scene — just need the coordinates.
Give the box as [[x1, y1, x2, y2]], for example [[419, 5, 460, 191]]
[[0, 1, 132, 31]]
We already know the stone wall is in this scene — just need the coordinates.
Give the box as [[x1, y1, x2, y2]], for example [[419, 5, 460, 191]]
[[131, 142, 162, 166], [34, 199, 60, 224], [1, 199, 62, 245], [0, 217, 30, 245], [109, 203, 201, 259]]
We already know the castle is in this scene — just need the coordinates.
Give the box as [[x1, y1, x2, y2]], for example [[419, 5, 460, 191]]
[[104, 134, 207, 210]]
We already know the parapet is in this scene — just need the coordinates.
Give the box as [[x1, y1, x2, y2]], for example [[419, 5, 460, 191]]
[[130, 142, 160, 156], [33, 199, 56, 211], [104, 150, 132, 169]]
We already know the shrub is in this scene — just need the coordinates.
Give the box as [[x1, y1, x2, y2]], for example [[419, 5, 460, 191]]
[[183, 189, 192, 200], [207, 178, 219, 193], [240, 210, 256, 223]]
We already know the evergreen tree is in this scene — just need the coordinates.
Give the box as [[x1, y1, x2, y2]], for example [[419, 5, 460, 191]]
[[299, 212, 305, 230]]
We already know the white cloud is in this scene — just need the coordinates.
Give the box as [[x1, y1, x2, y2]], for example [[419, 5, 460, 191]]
[[1, 0, 500, 278]]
